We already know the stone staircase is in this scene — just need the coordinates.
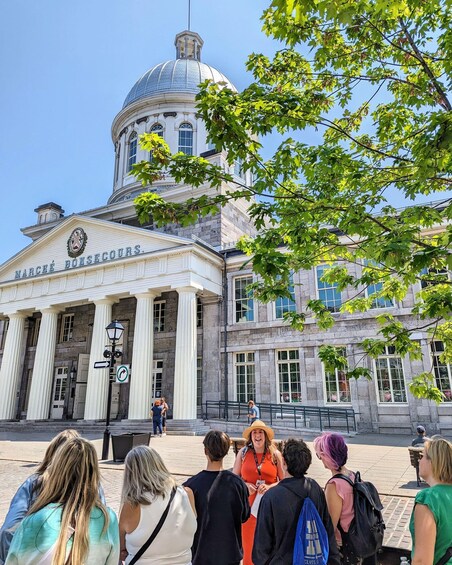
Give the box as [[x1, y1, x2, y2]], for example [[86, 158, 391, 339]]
[[0, 418, 211, 437]]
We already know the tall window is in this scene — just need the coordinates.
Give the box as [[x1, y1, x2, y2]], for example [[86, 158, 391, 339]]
[[364, 260, 394, 308], [60, 314, 74, 342], [154, 302, 166, 333], [127, 132, 138, 172], [1, 319, 9, 349], [234, 276, 254, 323], [275, 272, 296, 319], [234, 158, 246, 180], [432, 341, 452, 401], [323, 348, 351, 403], [316, 265, 342, 313], [178, 123, 193, 155], [149, 123, 164, 162], [278, 349, 301, 403], [375, 346, 407, 403], [235, 352, 256, 402]]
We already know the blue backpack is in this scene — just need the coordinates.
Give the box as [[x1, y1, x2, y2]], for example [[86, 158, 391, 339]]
[[281, 483, 329, 565]]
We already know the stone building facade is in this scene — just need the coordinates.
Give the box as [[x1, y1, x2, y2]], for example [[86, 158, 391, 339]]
[[0, 31, 450, 433]]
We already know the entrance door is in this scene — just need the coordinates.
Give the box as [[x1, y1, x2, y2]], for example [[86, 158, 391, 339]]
[[51, 367, 68, 419], [72, 354, 89, 420]]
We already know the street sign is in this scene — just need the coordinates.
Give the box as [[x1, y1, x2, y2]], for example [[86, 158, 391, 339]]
[[116, 364, 130, 383], [94, 361, 110, 369]]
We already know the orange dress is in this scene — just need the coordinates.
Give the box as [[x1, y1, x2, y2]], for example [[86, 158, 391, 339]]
[[241, 448, 279, 565]]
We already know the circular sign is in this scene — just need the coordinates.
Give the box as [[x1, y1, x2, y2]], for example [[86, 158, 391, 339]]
[[67, 227, 88, 258], [116, 365, 130, 383]]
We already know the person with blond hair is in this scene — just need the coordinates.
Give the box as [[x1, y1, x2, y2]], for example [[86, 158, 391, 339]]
[[232, 420, 284, 565], [119, 445, 196, 564], [0, 429, 81, 564], [5, 436, 119, 564], [410, 436, 452, 565]]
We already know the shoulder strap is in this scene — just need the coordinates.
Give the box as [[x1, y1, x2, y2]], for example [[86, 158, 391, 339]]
[[128, 487, 177, 565], [436, 546, 452, 565], [329, 473, 355, 488]]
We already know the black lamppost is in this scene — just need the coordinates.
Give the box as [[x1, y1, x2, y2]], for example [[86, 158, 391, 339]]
[[101, 320, 124, 460]]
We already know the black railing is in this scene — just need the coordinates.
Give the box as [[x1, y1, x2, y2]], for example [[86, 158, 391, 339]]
[[203, 400, 356, 433]]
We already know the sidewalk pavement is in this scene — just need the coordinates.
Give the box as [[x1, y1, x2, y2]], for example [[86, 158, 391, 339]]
[[0, 431, 424, 551]]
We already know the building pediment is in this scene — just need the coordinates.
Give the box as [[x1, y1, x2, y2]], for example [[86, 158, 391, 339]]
[[0, 215, 196, 284], [0, 216, 223, 316]]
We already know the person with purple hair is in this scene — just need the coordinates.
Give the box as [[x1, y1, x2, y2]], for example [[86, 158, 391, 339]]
[[313, 432, 376, 565]]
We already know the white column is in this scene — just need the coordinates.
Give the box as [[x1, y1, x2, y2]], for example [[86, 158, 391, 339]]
[[84, 299, 113, 420], [0, 314, 26, 420], [173, 287, 198, 420], [128, 292, 156, 419], [27, 308, 59, 420]]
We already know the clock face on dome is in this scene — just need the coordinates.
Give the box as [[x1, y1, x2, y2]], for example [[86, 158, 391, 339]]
[[67, 227, 88, 258]]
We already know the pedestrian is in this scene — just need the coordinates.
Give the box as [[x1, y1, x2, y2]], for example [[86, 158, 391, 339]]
[[314, 432, 382, 565], [232, 420, 284, 565], [5, 437, 119, 565], [411, 425, 428, 447], [151, 399, 163, 437], [161, 396, 169, 436], [184, 430, 250, 565], [247, 400, 259, 424], [410, 436, 452, 565], [119, 445, 197, 564], [252, 438, 340, 565], [0, 429, 81, 564]]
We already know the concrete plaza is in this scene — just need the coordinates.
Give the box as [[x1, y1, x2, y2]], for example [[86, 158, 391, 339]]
[[0, 430, 428, 552]]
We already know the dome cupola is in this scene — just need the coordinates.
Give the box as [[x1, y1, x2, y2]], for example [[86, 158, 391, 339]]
[[122, 30, 236, 109]]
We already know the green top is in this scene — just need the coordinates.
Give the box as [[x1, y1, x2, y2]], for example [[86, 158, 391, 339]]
[[409, 484, 452, 565], [5, 502, 119, 564]]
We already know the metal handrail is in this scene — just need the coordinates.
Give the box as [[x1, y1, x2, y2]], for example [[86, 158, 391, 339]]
[[203, 400, 356, 433]]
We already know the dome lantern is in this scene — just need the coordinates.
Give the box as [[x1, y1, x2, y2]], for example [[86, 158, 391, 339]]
[[175, 30, 203, 61]]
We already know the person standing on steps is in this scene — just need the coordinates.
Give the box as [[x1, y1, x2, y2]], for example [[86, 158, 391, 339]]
[[247, 400, 260, 424], [161, 396, 169, 436], [151, 399, 163, 437]]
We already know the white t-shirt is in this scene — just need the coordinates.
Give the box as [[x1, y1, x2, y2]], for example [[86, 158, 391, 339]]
[[125, 486, 196, 565]]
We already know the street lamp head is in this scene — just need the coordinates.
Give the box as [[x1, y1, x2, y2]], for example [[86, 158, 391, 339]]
[[106, 320, 124, 343]]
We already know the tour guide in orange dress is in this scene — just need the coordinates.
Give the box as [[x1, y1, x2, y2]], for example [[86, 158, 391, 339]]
[[233, 420, 284, 565]]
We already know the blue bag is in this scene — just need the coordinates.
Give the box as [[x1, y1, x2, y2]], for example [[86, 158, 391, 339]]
[[293, 497, 329, 565]]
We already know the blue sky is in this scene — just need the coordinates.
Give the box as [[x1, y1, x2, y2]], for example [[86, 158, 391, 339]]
[[0, 0, 273, 264]]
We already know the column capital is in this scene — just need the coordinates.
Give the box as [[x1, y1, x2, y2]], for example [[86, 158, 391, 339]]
[[91, 298, 116, 307], [173, 285, 200, 295], [40, 307, 62, 315], [134, 291, 159, 300], [1, 311, 29, 319]]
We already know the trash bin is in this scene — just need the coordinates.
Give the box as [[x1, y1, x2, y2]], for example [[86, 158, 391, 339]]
[[111, 432, 150, 462]]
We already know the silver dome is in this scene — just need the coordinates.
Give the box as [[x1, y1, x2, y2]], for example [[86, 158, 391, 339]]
[[123, 59, 236, 109]]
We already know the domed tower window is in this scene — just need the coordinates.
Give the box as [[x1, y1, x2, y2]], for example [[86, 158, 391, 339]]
[[127, 132, 138, 173], [178, 122, 193, 156], [149, 123, 164, 162]]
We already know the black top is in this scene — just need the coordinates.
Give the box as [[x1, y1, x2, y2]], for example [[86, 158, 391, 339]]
[[252, 476, 341, 565], [183, 470, 250, 565]]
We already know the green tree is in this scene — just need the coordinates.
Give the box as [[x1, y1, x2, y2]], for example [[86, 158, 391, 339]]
[[133, 0, 452, 402]]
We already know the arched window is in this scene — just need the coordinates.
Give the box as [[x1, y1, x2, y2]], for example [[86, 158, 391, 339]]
[[178, 122, 193, 155], [127, 132, 137, 173], [149, 123, 164, 162]]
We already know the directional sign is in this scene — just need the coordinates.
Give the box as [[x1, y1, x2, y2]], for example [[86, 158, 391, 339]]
[[116, 364, 130, 383], [94, 361, 110, 369]]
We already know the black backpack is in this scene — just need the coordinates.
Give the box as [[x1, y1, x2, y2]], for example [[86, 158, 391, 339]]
[[330, 471, 385, 560]]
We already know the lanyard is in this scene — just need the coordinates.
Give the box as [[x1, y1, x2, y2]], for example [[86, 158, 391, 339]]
[[252, 448, 267, 477]]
